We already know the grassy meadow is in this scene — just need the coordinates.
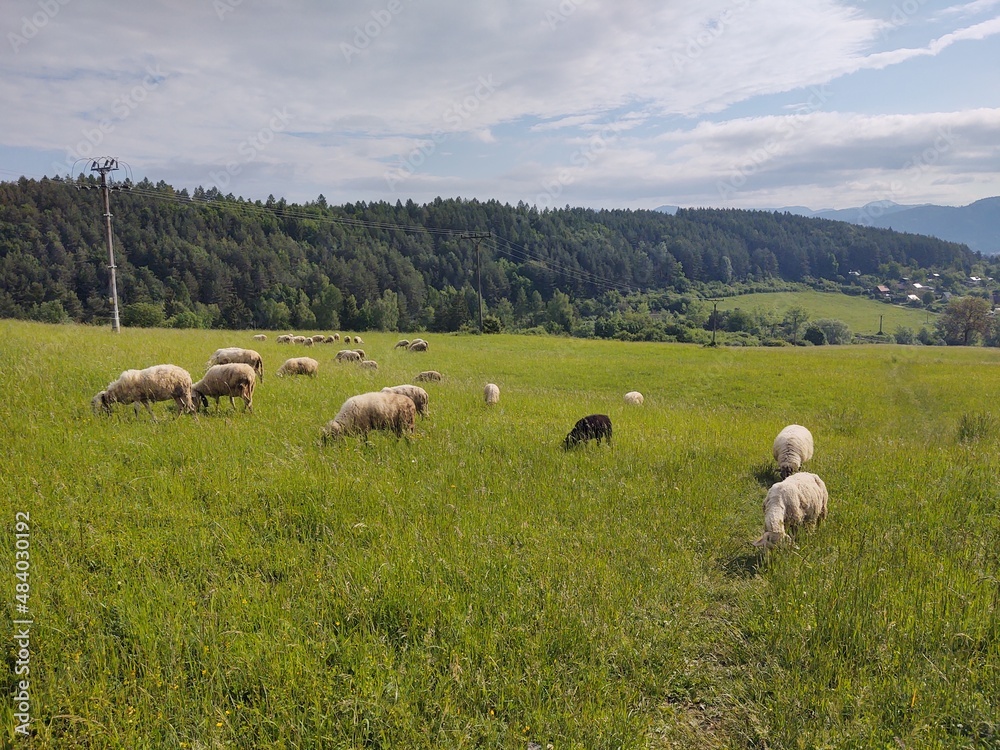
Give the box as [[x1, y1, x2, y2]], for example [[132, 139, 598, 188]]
[[714, 290, 935, 334], [1, 320, 998, 749]]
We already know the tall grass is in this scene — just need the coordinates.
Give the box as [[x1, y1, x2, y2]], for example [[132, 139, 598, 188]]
[[0, 321, 997, 748]]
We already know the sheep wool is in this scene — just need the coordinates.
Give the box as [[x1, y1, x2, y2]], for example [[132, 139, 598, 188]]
[[415, 370, 442, 382], [772, 424, 814, 479], [752, 472, 828, 550], [408, 340, 428, 352], [92, 364, 196, 417], [624, 391, 644, 405], [335, 350, 362, 363], [394, 339, 410, 349], [208, 347, 265, 382], [382, 384, 429, 417], [564, 414, 612, 449], [484, 383, 500, 405], [193, 363, 256, 413], [276, 357, 319, 377], [359, 360, 378, 371], [252, 334, 267, 342], [322, 391, 416, 442]]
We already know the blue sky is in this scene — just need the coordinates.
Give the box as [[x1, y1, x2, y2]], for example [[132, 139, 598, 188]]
[[1, 0, 998, 211]]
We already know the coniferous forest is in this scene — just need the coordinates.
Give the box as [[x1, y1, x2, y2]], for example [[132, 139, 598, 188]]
[[0, 175, 989, 339]]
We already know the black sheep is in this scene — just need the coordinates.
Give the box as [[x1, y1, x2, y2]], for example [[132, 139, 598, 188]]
[[563, 414, 612, 449]]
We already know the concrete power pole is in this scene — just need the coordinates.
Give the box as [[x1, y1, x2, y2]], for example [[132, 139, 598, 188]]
[[463, 232, 491, 331], [91, 158, 122, 333]]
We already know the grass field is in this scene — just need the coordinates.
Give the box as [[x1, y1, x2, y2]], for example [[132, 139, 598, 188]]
[[714, 290, 935, 335], [1, 320, 998, 749]]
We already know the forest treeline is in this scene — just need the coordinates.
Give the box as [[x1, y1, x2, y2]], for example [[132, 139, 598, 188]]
[[0, 175, 989, 338]]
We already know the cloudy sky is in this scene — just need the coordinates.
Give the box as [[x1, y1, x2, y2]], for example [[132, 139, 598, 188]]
[[2, 0, 999, 211]]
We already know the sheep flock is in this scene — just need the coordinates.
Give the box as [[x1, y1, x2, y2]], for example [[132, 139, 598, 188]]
[[89, 334, 828, 554]]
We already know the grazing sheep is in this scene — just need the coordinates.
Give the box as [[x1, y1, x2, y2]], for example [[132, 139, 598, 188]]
[[292, 335, 307, 344], [484, 383, 500, 405], [352, 348, 367, 360], [92, 364, 196, 417], [564, 414, 612, 449], [354, 336, 364, 344], [382, 384, 429, 417], [359, 360, 378, 371], [276, 357, 319, 377], [773, 424, 814, 480], [311, 334, 325, 343], [335, 350, 362, 363], [414, 370, 442, 382], [208, 347, 265, 382], [624, 391, 644, 405], [394, 339, 410, 349], [408, 340, 428, 352], [751, 472, 828, 550], [303, 337, 314, 347], [323, 336, 336, 343], [252, 334, 267, 342], [192, 363, 256, 413], [343, 336, 352, 344], [277, 334, 292, 343], [333, 333, 341, 341], [321, 391, 416, 442]]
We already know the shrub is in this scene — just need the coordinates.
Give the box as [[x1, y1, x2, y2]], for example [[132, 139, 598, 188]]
[[803, 325, 827, 346], [121, 302, 165, 328]]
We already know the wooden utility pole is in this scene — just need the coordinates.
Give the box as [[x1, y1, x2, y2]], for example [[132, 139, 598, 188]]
[[463, 232, 491, 331]]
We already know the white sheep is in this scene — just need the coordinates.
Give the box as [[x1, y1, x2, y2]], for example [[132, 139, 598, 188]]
[[773, 424, 814, 479], [333, 333, 341, 341], [303, 337, 314, 347], [92, 364, 196, 417], [311, 334, 325, 343], [276, 357, 319, 377], [394, 339, 410, 349], [321, 391, 416, 442], [353, 349, 367, 360], [192, 363, 256, 413], [208, 347, 265, 382], [343, 335, 352, 344], [276, 334, 292, 343], [382, 384, 429, 417], [252, 334, 267, 342], [335, 350, 362, 363], [359, 360, 378, 371], [414, 370, 442, 382], [354, 336, 364, 344], [408, 340, 428, 352], [292, 335, 307, 344], [752, 472, 828, 550], [484, 383, 500, 405], [624, 391, 644, 405]]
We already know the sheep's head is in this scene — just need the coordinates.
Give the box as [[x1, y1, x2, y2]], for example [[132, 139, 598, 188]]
[[91, 391, 111, 414], [779, 466, 794, 480], [321, 420, 343, 444], [751, 531, 787, 550]]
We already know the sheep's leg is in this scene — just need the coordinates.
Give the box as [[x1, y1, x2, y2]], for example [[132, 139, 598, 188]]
[[143, 401, 157, 421]]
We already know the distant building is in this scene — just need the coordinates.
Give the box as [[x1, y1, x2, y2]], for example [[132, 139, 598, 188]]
[[875, 285, 891, 297]]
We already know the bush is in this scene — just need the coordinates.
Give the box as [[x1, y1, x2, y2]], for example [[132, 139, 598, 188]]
[[121, 302, 165, 328], [168, 310, 207, 329], [722, 332, 761, 347], [482, 314, 503, 334], [803, 325, 827, 346], [894, 326, 915, 345]]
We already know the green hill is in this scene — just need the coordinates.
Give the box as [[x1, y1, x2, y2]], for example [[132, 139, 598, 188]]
[[715, 290, 934, 335]]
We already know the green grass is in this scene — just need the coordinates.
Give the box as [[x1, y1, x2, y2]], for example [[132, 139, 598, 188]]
[[1, 321, 998, 748], [714, 289, 935, 334]]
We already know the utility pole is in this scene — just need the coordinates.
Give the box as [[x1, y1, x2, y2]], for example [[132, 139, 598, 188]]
[[711, 299, 719, 345], [463, 232, 491, 331], [91, 158, 122, 333]]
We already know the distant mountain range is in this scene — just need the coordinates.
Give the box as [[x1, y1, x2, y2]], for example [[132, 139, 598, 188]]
[[655, 197, 1000, 255]]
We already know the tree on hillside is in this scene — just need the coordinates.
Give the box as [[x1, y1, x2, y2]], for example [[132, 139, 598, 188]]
[[936, 296, 991, 345]]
